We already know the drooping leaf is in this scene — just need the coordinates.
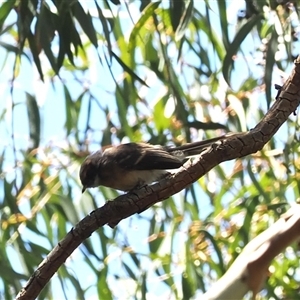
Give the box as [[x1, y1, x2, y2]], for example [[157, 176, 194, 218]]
[[111, 50, 149, 87], [27, 30, 44, 80], [264, 29, 278, 108], [222, 14, 263, 86], [26, 93, 40, 151], [95, 0, 112, 58], [175, 0, 194, 42], [217, 0, 229, 50], [73, 1, 98, 48], [128, 1, 161, 53], [0, 0, 17, 31]]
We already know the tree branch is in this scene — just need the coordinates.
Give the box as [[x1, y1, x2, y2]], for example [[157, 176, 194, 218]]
[[202, 205, 300, 299], [16, 57, 300, 300]]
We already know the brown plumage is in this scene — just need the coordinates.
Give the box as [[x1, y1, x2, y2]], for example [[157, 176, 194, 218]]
[[80, 136, 227, 192]]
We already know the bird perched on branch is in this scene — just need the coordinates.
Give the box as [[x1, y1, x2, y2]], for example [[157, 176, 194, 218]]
[[80, 135, 227, 192]]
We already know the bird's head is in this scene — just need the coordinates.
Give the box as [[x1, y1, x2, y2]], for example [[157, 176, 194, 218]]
[[79, 153, 102, 192]]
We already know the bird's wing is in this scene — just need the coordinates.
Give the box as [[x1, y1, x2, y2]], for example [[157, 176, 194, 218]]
[[103, 143, 183, 170]]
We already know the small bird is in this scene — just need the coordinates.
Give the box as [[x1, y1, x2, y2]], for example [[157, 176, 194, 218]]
[[80, 136, 227, 192]]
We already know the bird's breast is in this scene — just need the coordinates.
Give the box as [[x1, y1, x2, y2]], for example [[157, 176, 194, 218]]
[[103, 169, 169, 191]]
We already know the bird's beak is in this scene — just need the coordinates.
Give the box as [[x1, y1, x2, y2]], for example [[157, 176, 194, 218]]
[[82, 186, 86, 193]]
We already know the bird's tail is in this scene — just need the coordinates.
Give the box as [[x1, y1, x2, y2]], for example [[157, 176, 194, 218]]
[[166, 134, 229, 159]]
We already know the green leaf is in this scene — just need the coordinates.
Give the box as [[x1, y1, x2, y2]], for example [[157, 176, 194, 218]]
[[97, 266, 113, 300], [36, 4, 58, 74], [202, 230, 225, 275], [123, 261, 137, 280], [128, 251, 140, 269], [73, 1, 98, 48], [247, 161, 271, 203], [27, 30, 44, 80], [59, 195, 80, 225], [264, 29, 278, 108], [57, 9, 83, 70], [0, 0, 16, 30], [222, 14, 263, 86], [153, 96, 171, 132], [111, 50, 149, 87], [217, 0, 229, 49], [193, 10, 226, 61], [227, 94, 247, 132], [63, 86, 85, 137], [0, 41, 30, 60], [170, 0, 184, 32], [175, 0, 194, 42], [95, 0, 112, 57], [26, 93, 40, 150], [141, 272, 147, 300], [149, 221, 164, 254], [182, 260, 197, 300], [128, 1, 161, 53]]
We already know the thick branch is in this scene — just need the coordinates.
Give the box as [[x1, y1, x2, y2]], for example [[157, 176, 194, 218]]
[[202, 205, 300, 299], [16, 57, 300, 300]]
